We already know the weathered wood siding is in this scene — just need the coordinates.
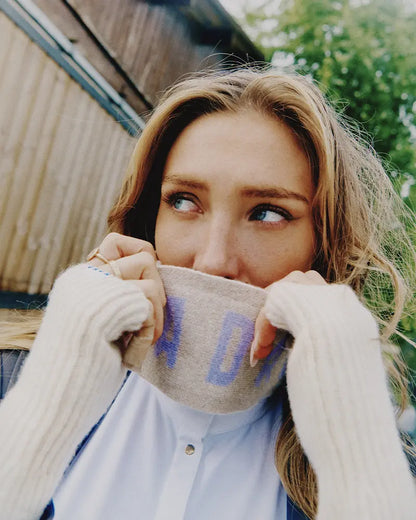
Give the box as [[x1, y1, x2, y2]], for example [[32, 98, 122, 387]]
[[0, 12, 136, 294], [35, 0, 256, 111], [67, 0, 219, 105]]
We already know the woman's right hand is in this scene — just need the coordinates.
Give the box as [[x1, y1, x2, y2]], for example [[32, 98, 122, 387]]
[[87, 232, 166, 348]]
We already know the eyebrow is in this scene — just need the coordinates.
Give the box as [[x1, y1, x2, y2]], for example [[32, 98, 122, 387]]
[[241, 187, 309, 204], [163, 175, 206, 191], [163, 174, 310, 204]]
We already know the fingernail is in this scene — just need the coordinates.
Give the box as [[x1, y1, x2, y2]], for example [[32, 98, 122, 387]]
[[249, 341, 258, 368]]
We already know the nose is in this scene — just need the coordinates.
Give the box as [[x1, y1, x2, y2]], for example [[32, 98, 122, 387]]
[[192, 221, 240, 280]]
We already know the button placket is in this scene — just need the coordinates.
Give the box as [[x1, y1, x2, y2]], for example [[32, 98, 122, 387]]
[[153, 438, 203, 520]]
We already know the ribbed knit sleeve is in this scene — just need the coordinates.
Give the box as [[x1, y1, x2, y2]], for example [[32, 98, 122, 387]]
[[264, 281, 416, 519], [0, 264, 151, 520]]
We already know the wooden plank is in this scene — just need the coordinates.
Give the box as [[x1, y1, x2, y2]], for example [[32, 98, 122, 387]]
[[16, 67, 73, 293], [0, 13, 14, 79], [108, 0, 133, 67], [3, 57, 69, 292], [122, 2, 149, 71], [69, 109, 124, 267], [56, 94, 102, 270], [68, 101, 113, 264], [100, 127, 134, 226], [79, 118, 123, 262], [0, 17, 34, 228], [0, 33, 49, 284], [26, 74, 92, 294], [34, 82, 92, 291]]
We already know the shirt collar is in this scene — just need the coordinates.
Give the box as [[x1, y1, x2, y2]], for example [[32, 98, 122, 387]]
[[150, 377, 276, 438]]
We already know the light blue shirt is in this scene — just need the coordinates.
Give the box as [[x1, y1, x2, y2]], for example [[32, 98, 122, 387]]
[[53, 373, 286, 519]]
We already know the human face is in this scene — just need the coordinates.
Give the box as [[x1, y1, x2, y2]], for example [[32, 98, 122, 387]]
[[155, 109, 315, 288]]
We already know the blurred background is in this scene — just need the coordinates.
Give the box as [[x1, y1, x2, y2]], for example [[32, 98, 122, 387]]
[[0, 0, 415, 430]]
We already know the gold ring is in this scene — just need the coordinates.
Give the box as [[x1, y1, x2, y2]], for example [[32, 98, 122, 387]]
[[86, 247, 123, 279], [87, 247, 110, 263]]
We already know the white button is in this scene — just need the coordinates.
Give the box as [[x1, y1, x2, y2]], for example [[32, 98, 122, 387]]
[[185, 444, 195, 455]]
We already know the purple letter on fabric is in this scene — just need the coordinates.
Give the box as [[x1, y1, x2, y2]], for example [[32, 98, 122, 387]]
[[255, 335, 287, 387], [207, 311, 253, 386], [154, 296, 185, 368]]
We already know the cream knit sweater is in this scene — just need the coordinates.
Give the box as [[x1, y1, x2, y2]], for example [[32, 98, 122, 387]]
[[0, 265, 415, 519]]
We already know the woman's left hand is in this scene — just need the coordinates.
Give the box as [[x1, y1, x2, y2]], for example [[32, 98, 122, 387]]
[[250, 270, 326, 366]]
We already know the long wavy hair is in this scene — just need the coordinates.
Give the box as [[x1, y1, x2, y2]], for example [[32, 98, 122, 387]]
[[2, 68, 416, 517]]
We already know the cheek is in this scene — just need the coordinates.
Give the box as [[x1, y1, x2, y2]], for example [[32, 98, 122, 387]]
[[154, 214, 192, 266], [154, 212, 171, 262], [247, 232, 316, 287]]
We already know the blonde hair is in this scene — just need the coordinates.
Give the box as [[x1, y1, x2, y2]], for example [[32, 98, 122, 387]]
[[3, 68, 415, 518]]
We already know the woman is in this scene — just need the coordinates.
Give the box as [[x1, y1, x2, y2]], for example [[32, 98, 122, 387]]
[[0, 68, 415, 520]]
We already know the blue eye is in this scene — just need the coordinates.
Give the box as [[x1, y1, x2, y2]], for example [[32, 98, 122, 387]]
[[173, 197, 190, 210], [167, 193, 198, 213], [250, 205, 291, 222]]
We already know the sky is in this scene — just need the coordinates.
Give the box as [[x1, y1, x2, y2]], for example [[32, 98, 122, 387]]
[[219, 0, 261, 19], [219, 0, 245, 17], [220, 0, 416, 21], [219, 0, 282, 43]]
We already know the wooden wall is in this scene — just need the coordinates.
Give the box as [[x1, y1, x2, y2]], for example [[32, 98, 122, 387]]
[[0, 11, 136, 295]]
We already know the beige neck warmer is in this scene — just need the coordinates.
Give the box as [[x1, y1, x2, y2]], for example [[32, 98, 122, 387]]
[[131, 265, 288, 413]]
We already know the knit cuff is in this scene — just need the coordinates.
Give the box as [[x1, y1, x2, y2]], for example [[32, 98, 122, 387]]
[[48, 263, 152, 342], [264, 281, 416, 518], [0, 264, 151, 520]]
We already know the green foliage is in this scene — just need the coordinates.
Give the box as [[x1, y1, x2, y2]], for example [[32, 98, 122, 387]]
[[239, 0, 416, 394], [241, 0, 416, 201]]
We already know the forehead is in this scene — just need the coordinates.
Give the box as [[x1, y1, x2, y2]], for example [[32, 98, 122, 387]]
[[163, 110, 313, 201]]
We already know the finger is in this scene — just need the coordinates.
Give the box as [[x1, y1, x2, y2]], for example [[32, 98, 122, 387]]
[[267, 270, 327, 288], [134, 279, 165, 341], [122, 308, 156, 371], [91, 252, 166, 306], [113, 251, 160, 282], [304, 270, 327, 285], [152, 299, 164, 343], [119, 252, 165, 305], [110, 278, 163, 343], [250, 308, 278, 367], [91, 232, 156, 262]]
